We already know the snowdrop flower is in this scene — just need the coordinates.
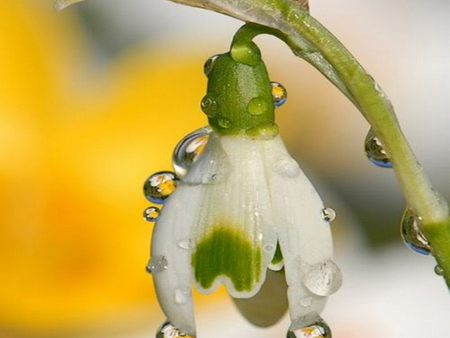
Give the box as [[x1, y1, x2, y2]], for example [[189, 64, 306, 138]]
[[146, 50, 342, 338]]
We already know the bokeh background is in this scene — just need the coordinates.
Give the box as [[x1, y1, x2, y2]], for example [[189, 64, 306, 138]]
[[1, 0, 450, 337]]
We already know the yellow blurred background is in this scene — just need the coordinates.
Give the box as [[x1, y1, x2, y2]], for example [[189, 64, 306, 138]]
[[0, 0, 449, 337]]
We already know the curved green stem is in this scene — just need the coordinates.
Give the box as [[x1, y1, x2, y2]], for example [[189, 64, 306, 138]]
[[231, 20, 450, 286]]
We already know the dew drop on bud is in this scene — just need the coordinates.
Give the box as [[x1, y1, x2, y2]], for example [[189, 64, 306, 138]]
[[287, 318, 332, 338], [143, 206, 161, 222], [143, 171, 179, 204], [200, 94, 216, 117], [156, 321, 193, 338], [302, 260, 343, 296], [364, 128, 392, 168], [172, 127, 211, 178], [218, 117, 232, 129], [247, 97, 271, 116], [320, 208, 336, 222], [204, 54, 221, 76], [271, 82, 287, 107], [400, 208, 431, 256]]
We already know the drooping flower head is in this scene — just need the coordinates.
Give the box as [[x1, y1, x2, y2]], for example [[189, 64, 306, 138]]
[[145, 33, 342, 338]]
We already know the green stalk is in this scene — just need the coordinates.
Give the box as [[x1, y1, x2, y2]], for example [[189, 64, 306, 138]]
[[230, 20, 450, 286]]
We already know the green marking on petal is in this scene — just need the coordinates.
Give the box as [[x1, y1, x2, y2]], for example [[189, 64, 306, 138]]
[[271, 242, 283, 265], [192, 225, 262, 292]]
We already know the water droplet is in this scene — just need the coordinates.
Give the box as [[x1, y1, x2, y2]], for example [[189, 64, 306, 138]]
[[146, 256, 168, 274], [364, 128, 392, 168], [272, 157, 300, 178], [174, 289, 189, 305], [172, 127, 211, 177], [143, 206, 161, 222], [204, 54, 221, 76], [247, 97, 270, 116], [201, 94, 216, 117], [287, 318, 332, 338], [435, 265, 444, 276], [144, 171, 180, 204], [300, 297, 313, 307], [271, 82, 287, 107], [302, 260, 343, 296], [400, 208, 431, 256], [177, 239, 191, 250], [320, 208, 336, 222], [156, 321, 193, 338], [218, 118, 231, 129], [264, 244, 275, 252]]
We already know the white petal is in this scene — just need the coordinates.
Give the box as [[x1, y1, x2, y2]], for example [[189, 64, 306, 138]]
[[262, 136, 342, 327], [190, 134, 278, 298], [151, 184, 204, 336], [183, 132, 230, 185]]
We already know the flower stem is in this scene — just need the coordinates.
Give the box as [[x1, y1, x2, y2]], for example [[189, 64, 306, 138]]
[[232, 19, 450, 286]]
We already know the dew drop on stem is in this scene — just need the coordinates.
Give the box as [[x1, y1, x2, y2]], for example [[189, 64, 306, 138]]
[[400, 208, 431, 256], [364, 128, 392, 168]]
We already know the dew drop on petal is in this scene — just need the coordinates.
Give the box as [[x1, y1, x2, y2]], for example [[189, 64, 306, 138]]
[[204, 54, 221, 76], [364, 128, 392, 168], [172, 127, 211, 178], [143, 206, 161, 222], [400, 208, 431, 256], [146, 256, 168, 274], [272, 157, 300, 178], [177, 239, 191, 250], [435, 265, 444, 276], [174, 288, 189, 305], [302, 260, 343, 297], [156, 321, 193, 338], [271, 82, 287, 107], [320, 208, 336, 222], [287, 318, 332, 338], [300, 297, 313, 307], [264, 244, 275, 252], [144, 171, 180, 204]]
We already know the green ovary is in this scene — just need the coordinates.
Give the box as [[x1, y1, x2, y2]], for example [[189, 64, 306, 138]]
[[192, 225, 262, 292]]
